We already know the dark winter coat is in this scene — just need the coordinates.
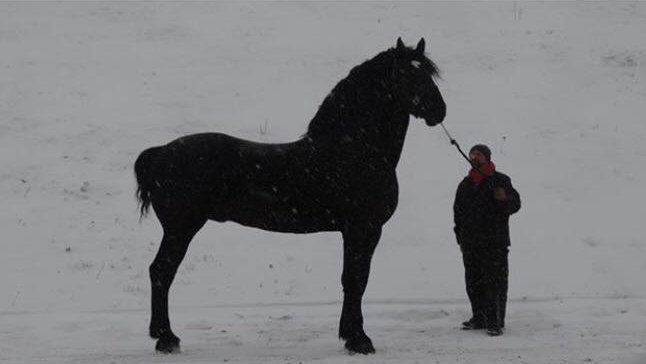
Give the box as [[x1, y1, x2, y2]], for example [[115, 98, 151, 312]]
[[453, 171, 520, 248]]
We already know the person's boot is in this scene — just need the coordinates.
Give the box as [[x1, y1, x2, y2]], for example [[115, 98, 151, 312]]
[[461, 318, 485, 330], [487, 326, 503, 336]]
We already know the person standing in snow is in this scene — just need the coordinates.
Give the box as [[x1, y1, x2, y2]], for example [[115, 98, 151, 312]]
[[453, 144, 521, 336]]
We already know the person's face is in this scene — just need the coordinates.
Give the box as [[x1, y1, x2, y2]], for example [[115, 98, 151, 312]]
[[469, 150, 488, 167]]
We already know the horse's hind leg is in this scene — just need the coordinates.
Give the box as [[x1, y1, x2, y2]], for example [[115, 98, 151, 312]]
[[149, 214, 206, 353], [339, 222, 382, 354]]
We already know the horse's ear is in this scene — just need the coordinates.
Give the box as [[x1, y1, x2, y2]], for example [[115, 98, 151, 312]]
[[415, 38, 426, 54], [396, 37, 405, 51]]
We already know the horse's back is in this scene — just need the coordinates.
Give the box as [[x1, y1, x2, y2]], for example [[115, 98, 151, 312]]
[[169, 132, 295, 154], [146, 132, 300, 194]]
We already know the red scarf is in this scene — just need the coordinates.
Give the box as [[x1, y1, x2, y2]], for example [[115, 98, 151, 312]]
[[468, 161, 495, 186]]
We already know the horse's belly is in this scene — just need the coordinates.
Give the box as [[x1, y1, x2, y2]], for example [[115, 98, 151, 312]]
[[210, 190, 340, 233], [226, 208, 339, 233]]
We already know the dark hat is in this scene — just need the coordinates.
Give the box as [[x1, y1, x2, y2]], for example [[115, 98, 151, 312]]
[[469, 144, 491, 161]]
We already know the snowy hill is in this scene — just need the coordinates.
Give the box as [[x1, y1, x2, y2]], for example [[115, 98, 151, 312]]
[[1, 2, 645, 363]]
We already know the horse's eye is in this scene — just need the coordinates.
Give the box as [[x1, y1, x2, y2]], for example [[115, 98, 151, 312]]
[[411, 60, 421, 69]]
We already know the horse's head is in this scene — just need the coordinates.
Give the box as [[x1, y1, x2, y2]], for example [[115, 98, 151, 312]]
[[390, 37, 446, 126]]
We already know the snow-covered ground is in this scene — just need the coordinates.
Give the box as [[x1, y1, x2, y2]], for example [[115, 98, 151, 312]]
[[1, 2, 645, 363]]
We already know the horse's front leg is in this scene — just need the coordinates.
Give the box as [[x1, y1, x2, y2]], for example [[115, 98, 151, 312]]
[[339, 222, 382, 354]]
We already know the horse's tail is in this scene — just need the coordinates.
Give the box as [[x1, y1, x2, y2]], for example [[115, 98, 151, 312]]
[[134, 146, 161, 219]]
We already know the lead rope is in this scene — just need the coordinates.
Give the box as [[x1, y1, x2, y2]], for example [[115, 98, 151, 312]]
[[440, 122, 496, 191], [440, 122, 472, 166]]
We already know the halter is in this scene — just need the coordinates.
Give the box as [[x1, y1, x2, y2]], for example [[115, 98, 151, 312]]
[[440, 122, 471, 166]]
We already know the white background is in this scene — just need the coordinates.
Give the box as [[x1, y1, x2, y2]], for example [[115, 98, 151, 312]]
[[1, 2, 645, 363]]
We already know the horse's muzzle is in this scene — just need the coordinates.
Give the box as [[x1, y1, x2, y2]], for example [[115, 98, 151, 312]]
[[425, 99, 446, 126], [425, 116, 444, 126]]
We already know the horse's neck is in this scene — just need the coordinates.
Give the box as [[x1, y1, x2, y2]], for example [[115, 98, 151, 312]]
[[304, 71, 412, 169], [309, 105, 410, 169], [378, 114, 410, 167]]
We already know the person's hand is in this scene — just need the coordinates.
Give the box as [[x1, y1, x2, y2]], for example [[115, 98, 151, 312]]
[[494, 187, 507, 201]]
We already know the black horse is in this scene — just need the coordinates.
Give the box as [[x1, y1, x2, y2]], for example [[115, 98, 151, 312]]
[[135, 38, 445, 355]]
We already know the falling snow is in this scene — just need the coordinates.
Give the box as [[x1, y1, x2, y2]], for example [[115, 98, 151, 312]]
[[1, 2, 646, 363]]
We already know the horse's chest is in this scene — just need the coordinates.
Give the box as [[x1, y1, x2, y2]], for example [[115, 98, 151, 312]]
[[339, 173, 399, 222]]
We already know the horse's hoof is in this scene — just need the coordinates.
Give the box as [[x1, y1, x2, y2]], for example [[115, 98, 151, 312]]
[[344, 336, 375, 355], [155, 336, 181, 354]]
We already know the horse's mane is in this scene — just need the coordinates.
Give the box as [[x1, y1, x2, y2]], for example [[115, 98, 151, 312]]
[[303, 47, 438, 140]]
